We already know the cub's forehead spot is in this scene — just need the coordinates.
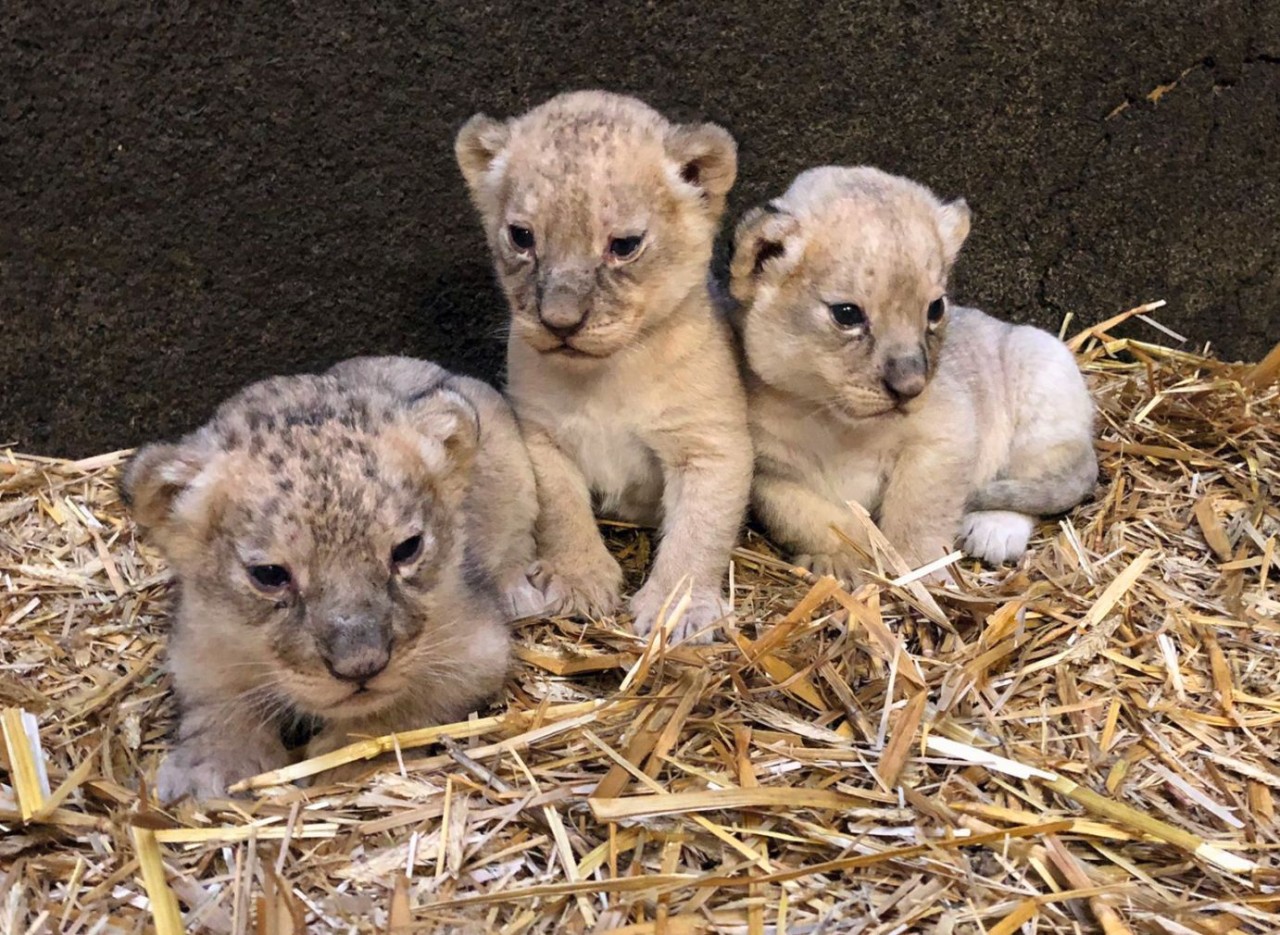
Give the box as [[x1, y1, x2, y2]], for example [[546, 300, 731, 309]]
[[204, 381, 435, 552], [503, 108, 671, 210], [806, 206, 946, 299], [222, 434, 427, 555]]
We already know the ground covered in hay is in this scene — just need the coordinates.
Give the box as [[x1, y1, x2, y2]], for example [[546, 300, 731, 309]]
[[2, 309, 1279, 934]]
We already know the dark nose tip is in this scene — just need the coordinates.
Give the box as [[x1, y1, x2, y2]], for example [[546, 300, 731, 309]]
[[323, 646, 390, 685], [540, 314, 586, 339], [883, 353, 928, 400]]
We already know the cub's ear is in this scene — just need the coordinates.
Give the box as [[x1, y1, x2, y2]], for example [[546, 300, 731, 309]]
[[400, 388, 481, 505], [454, 114, 511, 195], [122, 443, 199, 530], [937, 198, 971, 269], [121, 440, 224, 553], [665, 122, 738, 216], [729, 205, 804, 305]]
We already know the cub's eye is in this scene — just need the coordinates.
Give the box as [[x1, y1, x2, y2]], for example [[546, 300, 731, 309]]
[[508, 225, 535, 253], [608, 234, 644, 260], [390, 534, 424, 568], [248, 564, 291, 593], [828, 303, 867, 330], [927, 298, 946, 326]]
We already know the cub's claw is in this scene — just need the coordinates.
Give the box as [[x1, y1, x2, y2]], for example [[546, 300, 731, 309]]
[[528, 558, 623, 620], [630, 582, 732, 644]]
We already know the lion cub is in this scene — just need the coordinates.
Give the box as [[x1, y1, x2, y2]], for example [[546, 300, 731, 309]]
[[731, 166, 1096, 579], [123, 356, 536, 801], [455, 91, 752, 642]]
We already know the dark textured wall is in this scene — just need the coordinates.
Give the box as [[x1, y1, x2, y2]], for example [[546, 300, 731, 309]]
[[3, 2, 1278, 455]]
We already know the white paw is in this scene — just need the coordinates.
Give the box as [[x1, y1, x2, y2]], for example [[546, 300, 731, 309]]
[[960, 510, 1035, 565], [794, 551, 862, 585], [527, 558, 622, 620], [630, 582, 732, 644]]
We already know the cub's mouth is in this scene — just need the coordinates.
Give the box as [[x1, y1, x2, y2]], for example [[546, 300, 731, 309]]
[[542, 342, 610, 360], [325, 683, 400, 717]]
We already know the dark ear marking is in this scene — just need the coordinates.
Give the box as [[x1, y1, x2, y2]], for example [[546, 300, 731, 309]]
[[729, 204, 803, 304], [753, 240, 787, 275], [681, 162, 700, 186]]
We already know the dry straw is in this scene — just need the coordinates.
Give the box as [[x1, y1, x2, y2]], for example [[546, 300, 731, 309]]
[[1, 302, 1278, 933]]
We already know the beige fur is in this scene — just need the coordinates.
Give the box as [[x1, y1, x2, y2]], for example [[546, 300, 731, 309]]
[[122, 357, 532, 801], [456, 90, 751, 642], [731, 166, 1097, 578]]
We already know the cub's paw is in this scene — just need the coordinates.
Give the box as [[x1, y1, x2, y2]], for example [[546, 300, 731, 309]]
[[499, 570, 555, 621], [528, 557, 623, 620], [794, 552, 863, 587], [155, 743, 283, 803], [960, 510, 1035, 566], [630, 582, 732, 644]]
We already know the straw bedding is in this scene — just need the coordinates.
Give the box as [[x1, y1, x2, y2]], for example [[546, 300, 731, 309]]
[[2, 304, 1278, 934]]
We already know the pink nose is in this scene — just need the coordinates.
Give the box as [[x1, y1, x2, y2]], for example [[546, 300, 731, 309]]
[[883, 352, 927, 399]]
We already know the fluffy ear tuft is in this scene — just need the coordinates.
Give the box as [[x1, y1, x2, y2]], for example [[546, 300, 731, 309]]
[[729, 205, 804, 304], [454, 114, 511, 194], [665, 122, 738, 217], [402, 388, 481, 503], [121, 442, 207, 535], [937, 198, 971, 268]]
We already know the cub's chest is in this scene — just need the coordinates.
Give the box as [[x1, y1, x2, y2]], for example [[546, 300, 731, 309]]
[[553, 411, 663, 524], [790, 418, 906, 511], [822, 444, 893, 510]]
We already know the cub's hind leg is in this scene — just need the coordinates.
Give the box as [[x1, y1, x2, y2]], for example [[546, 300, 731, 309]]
[[970, 328, 1097, 519]]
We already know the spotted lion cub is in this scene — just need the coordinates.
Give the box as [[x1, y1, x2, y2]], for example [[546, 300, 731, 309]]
[[122, 357, 537, 801], [455, 91, 752, 642], [731, 167, 1096, 579]]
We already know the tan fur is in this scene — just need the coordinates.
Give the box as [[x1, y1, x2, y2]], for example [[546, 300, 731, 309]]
[[456, 91, 752, 642], [732, 166, 1097, 578], [122, 357, 533, 801]]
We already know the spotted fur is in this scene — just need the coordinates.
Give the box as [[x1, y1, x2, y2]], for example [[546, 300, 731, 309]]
[[123, 357, 538, 801]]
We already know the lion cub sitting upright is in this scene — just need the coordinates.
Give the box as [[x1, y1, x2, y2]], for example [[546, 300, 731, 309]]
[[455, 91, 752, 642], [731, 166, 1096, 579], [123, 357, 537, 801]]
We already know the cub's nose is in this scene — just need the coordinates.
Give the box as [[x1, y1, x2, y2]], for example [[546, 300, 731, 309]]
[[538, 289, 589, 339], [882, 351, 928, 400], [320, 624, 392, 685], [541, 315, 586, 339], [322, 648, 386, 686], [324, 646, 390, 685]]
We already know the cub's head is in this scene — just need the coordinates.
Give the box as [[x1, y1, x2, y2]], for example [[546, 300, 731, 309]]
[[455, 90, 737, 362], [122, 369, 497, 721], [730, 166, 971, 420]]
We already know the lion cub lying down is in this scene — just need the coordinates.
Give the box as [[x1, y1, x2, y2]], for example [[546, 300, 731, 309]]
[[456, 91, 752, 642], [123, 356, 536, 801], [731, 166, 1096, 579]]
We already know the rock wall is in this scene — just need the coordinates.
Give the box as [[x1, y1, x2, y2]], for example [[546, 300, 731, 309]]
[[3, 2, 1277, 453]]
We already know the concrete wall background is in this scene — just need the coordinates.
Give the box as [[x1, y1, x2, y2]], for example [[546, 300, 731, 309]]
[[3, 1, 1277, 455]]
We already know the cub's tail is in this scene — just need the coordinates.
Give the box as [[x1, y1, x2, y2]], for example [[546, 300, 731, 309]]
[[968, 441, 1098, 516]]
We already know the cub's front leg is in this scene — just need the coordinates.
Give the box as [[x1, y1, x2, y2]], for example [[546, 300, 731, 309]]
[[156, 702, 289, 802], [523, 428, 624, 619], [752, 468, 872, 584], [630, 433, 752, 643], [877, 435, 974, 577]]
